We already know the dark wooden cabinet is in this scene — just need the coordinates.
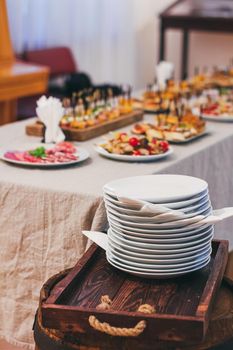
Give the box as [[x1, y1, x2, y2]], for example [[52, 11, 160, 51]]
[[159, 0, 233, 79]]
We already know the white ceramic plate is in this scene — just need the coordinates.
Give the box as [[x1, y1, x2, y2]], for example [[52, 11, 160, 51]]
[[106, 254, 211, 278], [108, 230, 213, 254], [95, 145, 173, 162], [108, 228, 213, 250], [108, 239, 212, 260], [202, 114, 233, 122], [109, 245, 212, 264], [104, 175, 208, 202], [0, 143, 90, 168], [109, 221, 213, 238], [109, 216, 211, 235], [105, 201, 211, 223], [107, 208, 212, 229], [104, 193, 210, 216], [104, 189, 209, 210], [107, 250, 210, 270], [110, 225, 213, 244], [166, 130, 209, 144]]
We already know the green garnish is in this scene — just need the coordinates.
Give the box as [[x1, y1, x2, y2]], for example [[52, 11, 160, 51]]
[[29, 146, 46, 158], [179, 123, 187, 128]]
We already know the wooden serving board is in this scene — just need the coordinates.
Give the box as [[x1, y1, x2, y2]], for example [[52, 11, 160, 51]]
[[41, 240, 228, 345], [25, 110, 143, 141]]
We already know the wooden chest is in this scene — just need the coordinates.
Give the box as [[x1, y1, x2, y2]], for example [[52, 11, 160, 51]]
[[41, 240, 228, 347]]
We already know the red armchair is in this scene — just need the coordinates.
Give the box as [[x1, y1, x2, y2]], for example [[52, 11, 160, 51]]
[[24, 47, 77, 76], [17, 46, 78, 119]]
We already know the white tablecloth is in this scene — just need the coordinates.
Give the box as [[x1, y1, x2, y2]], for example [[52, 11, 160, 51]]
[[0, 116, 233, 349]]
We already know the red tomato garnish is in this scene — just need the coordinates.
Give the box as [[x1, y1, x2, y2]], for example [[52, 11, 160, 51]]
[[159, 141, 169, 152], [133, 150, 141, 156], [151, 138, 157, 144], [129, 137, 140, 147]]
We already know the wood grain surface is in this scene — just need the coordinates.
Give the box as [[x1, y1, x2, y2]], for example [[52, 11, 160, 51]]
[[35, 246, 233, 349], [42, 240, 228, 343], [25, 110, 143, 141]]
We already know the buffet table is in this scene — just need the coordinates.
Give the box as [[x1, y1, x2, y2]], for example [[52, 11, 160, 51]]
[[0, 116, 233, 349]]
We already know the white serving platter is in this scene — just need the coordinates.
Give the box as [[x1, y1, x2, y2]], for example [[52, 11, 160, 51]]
[[202, 113, 233, 122], [0, 143, 90, 168], [95, 145, 173, 162]]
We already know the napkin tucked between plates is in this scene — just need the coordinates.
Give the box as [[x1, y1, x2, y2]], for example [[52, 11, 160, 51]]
[[82, 231, 108, 251], [36, 95, 65, 143]]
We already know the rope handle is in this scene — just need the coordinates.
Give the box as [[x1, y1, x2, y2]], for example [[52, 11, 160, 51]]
[[88, 295, 155, 337], [88, 315, 146, 337]]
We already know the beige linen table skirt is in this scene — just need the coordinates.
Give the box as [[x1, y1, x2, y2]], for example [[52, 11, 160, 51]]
[[0, 182, 107, 349]]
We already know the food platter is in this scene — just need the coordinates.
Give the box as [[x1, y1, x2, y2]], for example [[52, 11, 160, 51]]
[[0, 142, 89, 168], [202, 114, 233, 123], [201, 95, 233, 122], [26, 110, 143, 142], [166, 129, 209, 143], [95, 144, 173, 162], [132, 114, 207, 144], [95, 131, 173, 162]]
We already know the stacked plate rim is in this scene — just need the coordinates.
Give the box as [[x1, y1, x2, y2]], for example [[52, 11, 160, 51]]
[[103, 174, 214, 278]]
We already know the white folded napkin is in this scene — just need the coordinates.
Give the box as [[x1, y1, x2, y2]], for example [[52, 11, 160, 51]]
[[82, 206, 233, 250], [82, 231, 108, 251], [36, 95, 65, 143], [117, 196, 185, 218], [156, 61, 174, 90]]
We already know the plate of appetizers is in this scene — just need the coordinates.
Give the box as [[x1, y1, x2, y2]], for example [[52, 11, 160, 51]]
[[95, 132, 173, 162], [132, 112, 208, 143], [0, 142, 89, 168], [201, 114, 233, 122], [201, 98, 233, 122], [132, 91, 171, 113]]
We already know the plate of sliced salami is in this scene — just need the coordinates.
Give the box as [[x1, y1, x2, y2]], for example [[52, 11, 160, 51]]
[[0, 142, 89, 168]]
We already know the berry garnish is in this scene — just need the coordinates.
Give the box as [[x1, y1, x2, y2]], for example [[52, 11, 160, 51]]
[[133, 150, 141, 156], [129, 137, 140, 147], [159, 140, 169, 152]]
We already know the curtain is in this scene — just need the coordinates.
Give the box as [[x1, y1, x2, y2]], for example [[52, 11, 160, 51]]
[[6, 0, 137, 85], [6, 0, 174, 88]]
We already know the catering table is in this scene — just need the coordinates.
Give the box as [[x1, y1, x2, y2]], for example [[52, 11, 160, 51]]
[[0, 116, 233, 349]]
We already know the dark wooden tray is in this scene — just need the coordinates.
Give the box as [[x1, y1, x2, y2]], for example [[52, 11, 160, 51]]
[[25, 110, 143, 141], [42, 240, 228, 344]]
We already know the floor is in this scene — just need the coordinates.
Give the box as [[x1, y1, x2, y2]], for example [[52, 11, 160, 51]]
[[0, 339, 24, 350]]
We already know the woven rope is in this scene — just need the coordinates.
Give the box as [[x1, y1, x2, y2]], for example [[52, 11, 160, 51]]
[[96, 295, 112, 310], [137, 304, 155, 314], [88, 296, 155, 337], [89, 316, 146, 337]]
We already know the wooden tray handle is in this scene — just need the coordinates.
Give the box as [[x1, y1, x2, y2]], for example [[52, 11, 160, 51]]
[[88, 315, 146, 337]]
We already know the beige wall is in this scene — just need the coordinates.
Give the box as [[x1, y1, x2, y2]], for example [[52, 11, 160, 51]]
[[132, 0, 233, 88]]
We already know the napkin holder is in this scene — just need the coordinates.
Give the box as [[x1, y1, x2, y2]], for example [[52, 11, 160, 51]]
[[41, 240, 228, 346]]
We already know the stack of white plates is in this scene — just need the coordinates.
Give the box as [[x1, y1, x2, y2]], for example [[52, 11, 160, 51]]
[[103, 175, 214, 278]]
